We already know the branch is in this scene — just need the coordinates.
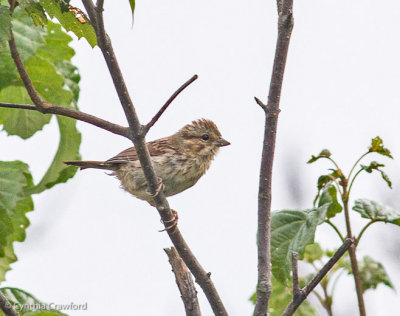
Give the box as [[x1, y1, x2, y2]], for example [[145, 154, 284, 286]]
[[291, 252, 301, 300], [164, 247, 201, 316], [79, 1, 228, 314], [143, 75, 198, 135], [0, 291, 19, 316], [0, 102, 130, 138], [253, 0, 294, 315], [281, 238, 354, 316]]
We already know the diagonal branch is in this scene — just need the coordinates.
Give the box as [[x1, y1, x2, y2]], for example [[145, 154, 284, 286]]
[[164, 247, 201, 316], [253, 0, 294, 315], [82, 1, 228, 315], [281, 238, 354, 316], [0, 291, 19, 316], [143, 74, 198, 135]]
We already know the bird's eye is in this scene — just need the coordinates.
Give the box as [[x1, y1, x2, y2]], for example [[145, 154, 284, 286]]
[[201, 134, 209, 141]]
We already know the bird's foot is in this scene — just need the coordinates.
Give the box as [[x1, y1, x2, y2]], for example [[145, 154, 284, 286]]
[[159, 209, 179, 233], [145, 177, 164, 197]]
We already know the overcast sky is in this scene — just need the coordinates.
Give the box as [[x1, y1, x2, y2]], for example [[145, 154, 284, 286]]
[[2, 0, 400, 315]]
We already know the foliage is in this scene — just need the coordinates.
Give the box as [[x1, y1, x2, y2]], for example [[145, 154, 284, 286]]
[[0, 2, 82, 282], [257, 137, 397, 314]]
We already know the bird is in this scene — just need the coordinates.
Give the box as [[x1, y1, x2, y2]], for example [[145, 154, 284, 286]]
[[65, 119, 230, 230]]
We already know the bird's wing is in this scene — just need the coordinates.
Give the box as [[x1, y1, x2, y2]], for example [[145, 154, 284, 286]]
[[106, 140, 172, 164]]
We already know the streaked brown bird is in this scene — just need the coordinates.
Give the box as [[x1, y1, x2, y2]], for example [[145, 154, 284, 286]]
[[65, 119, 230, 207]]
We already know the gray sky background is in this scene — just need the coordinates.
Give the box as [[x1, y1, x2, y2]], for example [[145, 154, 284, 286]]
[[1, 0, 400, 315]]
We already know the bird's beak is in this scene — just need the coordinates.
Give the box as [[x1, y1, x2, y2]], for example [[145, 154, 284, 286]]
[[216, 137, 231, 147]]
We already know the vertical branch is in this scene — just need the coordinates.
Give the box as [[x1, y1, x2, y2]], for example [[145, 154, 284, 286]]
[[253, 0, 294, 315], [164, 248, 201, 316], [342, 186, 366, 316]]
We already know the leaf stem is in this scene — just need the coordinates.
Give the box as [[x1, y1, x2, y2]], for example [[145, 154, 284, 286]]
[[347, 168, 363, 200], [348, 152, 369, 181], [324, 220, 344, 242], [356, 220, 378, 247], [327, 157, 341, 171]]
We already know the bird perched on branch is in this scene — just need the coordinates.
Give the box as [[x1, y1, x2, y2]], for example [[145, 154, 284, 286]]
[[65, 119, 230, 229]]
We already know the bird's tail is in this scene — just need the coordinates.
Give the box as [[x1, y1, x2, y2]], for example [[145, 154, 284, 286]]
[[64, 160, 114, 170]]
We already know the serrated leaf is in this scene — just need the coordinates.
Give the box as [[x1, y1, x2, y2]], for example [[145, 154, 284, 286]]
[[249, 275, 317, 316], [271, 206, 327, 284], [303, 243, 323, 263], [307, 149, 332, 164], [353, 199, 400, 225], [0, 5, 11, 49], [0, 86, 51, 138], [318, 184, 342, 218], [360, 161, 392, 188], [368, 136, 393, 158], [40, 0, 97, 47], [340, 256, 394, 293], [30, 116, 81, 194], [25, 2, 48, 26], [0, 8, 46, 91], [0, 161, 33, 282], [11, 8, 46, 61]]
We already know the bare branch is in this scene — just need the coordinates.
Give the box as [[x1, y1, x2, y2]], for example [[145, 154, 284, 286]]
[[254, 96, 267, 111], [0, 102, 130, 138], [281, 238, 354, 316], [0, 291, 19, 316], [164, 247, 201, 316], [143, 74, 198, 135], [254, 0, 294, 315]]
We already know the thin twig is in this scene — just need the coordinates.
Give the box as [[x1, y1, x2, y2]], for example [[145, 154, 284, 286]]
[[253, 0, 294, 315], [79, 1, 228, 314], [0, 102, 130, 138], [143, 75, 198, 135], [281, 238, 354, 316], [0, 291, 19, 316], [164, 247, 201, 316]]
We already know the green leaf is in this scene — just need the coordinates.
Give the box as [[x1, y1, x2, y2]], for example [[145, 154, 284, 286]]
[[39, 0, 97, 47], [250, 276, 317, 316], [340, 256, 394, 293], [0, 8, 45, 91], [303, 243, 323, 263], [307, 149, 331, 164], [0, 287, 69, 315], [25, 2, 48, 26], [11, 8, 46, 62], [318, 184, 342, 218], [0, 161, 33, 282], [0, 86, 51, 139], [358, 256, 394, 293], [368, 136, 393, 158], [129, 0, 135, 15], [360, 161, 392, 188], [271, 206, 327, 284], [353, 199, 400, 225], [30, 116, 81, 194], [0, 5, 11, 49]]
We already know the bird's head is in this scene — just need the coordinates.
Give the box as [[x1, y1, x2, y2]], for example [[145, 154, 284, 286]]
[[176, 119, 230, 157]]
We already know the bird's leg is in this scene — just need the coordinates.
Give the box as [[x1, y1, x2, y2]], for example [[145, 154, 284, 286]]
[[159, 209, 179, 233], [145, 177, 164, 197]]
